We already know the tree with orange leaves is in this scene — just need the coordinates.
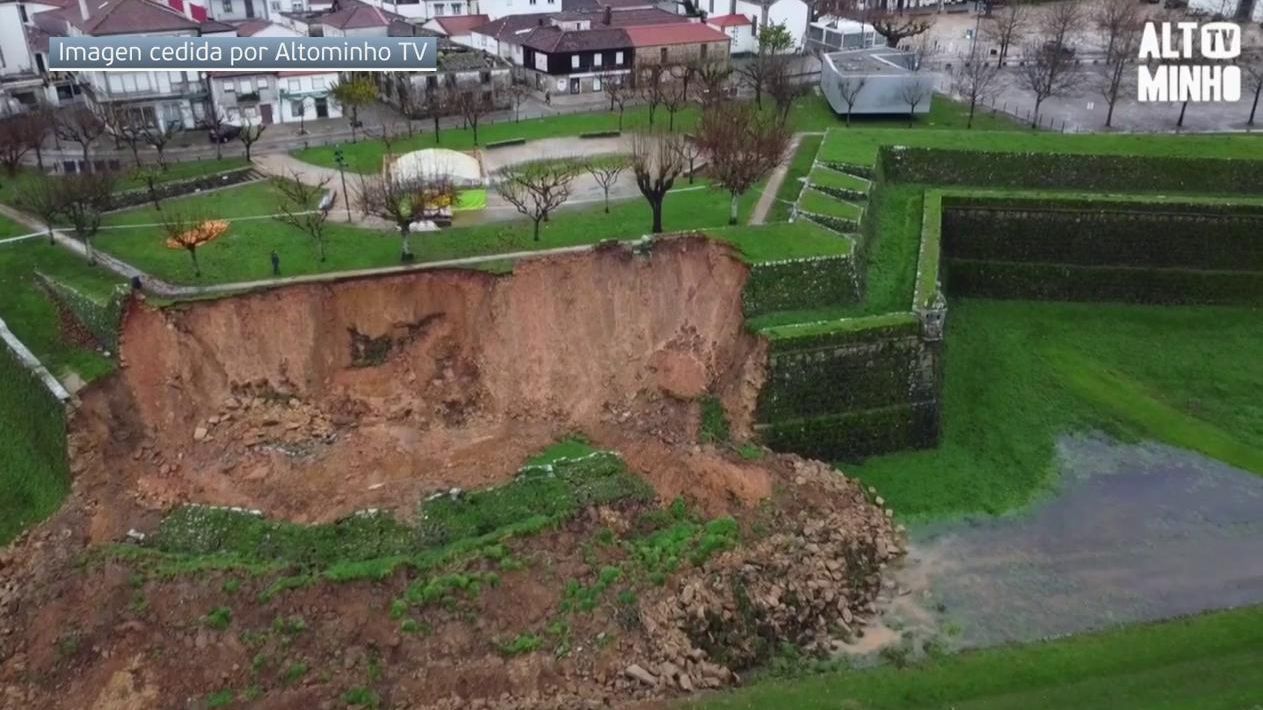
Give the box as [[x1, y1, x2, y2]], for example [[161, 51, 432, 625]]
[[162, 211, 228, 277]]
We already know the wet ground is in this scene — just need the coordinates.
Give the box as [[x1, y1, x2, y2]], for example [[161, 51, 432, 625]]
[[893, 434, 1263, 649]]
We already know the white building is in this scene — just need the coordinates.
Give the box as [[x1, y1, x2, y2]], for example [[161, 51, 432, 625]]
[[32, 0, 238, 131], [705, 13, 754, 55], [1188, 0, 1263, 21], [820, 46, 937, 115], [0, 1, 81, 113], [209, 69, 341, 126], [422, 13, 489, 44], [696, 0, 808, 51]]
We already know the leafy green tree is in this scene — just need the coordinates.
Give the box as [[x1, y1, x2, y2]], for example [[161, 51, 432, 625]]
[[331, 76, 378, 143]]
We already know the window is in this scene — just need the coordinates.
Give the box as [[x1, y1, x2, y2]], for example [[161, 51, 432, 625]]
[[270, 1, 280, 10], [534, 53, 547, 71], [593, 52, 602, 67], [239, 79, 251, 93], [426, 75, 437, 89], [615, 51, 623, 64], [451, 2, 461, 11], [592, 76, 601, 92], [571, 55, 579, 69], [291, 1, 302, 10], [292, 100, 304, 117], [660, 47, 668, 63], [222, 0, 232, 11], [312, 76, 326, 90], [480, 71, 491, 84], [257, 77, 268, 90], [707, 0, 712, 11], [288, 79, 301, 92], [223, 80, 236, 92]]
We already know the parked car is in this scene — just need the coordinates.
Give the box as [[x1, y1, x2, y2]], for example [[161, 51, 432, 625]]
[[208, 125, 241, 144]]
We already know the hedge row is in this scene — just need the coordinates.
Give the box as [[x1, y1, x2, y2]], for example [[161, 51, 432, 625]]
[[743, 254, 860, 317], [914, 192, 943, 310], [802, 212, 861, 234], [943, 207, 1263, 271], [0, 343, 69, 544], [812, 184, 869, 203], [34, 273, 129, 351], [762, 312, 920, 352], [880, 146, 1263, 194], [757, 401, 940, 461], [944, 258, 1263, 305], [109, 168, 257, 210], [946, 194, 1263, 216], [758, 336, 934, 420], [820, 161, 876, 179]]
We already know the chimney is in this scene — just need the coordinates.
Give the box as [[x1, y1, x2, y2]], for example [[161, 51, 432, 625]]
[[78, 0, 89, 22], [602, 4, 611, 25]]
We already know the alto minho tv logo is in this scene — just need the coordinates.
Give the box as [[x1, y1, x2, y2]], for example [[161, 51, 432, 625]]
[[1137, 21, 1242, 103]]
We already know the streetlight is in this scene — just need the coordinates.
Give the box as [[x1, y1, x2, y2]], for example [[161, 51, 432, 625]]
[[333, 146, 352, 223]]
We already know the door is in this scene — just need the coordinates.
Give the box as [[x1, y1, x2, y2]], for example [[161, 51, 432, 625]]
[[260, 103, 273, 125], [315, 98, 328, 118], [569, 78, 580, 94]]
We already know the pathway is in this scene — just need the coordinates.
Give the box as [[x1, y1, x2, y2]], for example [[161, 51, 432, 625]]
[[748, 133, 807, 226]]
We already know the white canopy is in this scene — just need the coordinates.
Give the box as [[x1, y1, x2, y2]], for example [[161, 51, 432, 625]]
[[390, 148, 483, 186]]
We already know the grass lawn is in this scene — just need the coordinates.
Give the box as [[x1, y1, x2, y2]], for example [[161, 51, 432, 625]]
[[849, 299, 1263, 520], [767, 135, 823, 223], [100, 180, 303, 227], [94, 179, 781, 284], [295, 95, 1029, 175], [798, 189, 864, 221], [0, 239, 120, 381], [696, 604, 1263, 710], [809, 166, 871, 192], [0, 212, 31, 239], [0, 158, 250, 209]]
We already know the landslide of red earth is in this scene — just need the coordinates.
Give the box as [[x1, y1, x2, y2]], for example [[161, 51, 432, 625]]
[[74, 237, 768, 536], [0, 238, 907, 709]]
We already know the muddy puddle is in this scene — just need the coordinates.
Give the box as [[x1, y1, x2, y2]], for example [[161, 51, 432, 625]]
[[888, 434, 1263, 649]]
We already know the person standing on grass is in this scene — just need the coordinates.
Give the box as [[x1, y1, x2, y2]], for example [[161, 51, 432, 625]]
[[271, 250, 280, 276], [545, 91, 551, 106]]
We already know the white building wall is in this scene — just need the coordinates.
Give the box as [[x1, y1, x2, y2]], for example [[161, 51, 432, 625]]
[[208, 0, 271, 21], [0, 5, 37, 77], [707, 22, 755, 54], [733, 0, 807, 50]]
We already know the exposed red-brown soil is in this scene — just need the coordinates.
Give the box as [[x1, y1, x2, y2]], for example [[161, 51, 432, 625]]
[[0, 238, 902, 709]]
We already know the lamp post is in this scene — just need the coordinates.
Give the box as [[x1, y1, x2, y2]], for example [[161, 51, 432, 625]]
[[334, 146, 352, 223]]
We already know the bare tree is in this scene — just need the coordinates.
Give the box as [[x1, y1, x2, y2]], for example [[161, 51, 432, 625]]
[[398, 85, 424, 137], [133, 165, 165, 211], [661, 69, 692, 131], [27, 106, 53, 171], [1242, 50, 1263, 126], [55, 106, 107, 173], [738, 52, 787, 110], [358, 170, 457, 261], [676, 138, 705, 183], [638, 64, 668, 127], [584, 155, 628, 213], [898, 79, 932, 127], [495, 159, 579, 241], [101, 105, 147, 168], [951, 50, 1001, 129], [693, 60, 733, 107], [371, 121, 399, 156], [59, 171, 115, 263], [1094, 0, 1144, 128], [453, 91, 492, 145], [1016, 1, 1084, 129], [696, 102, 790, 225], [423, 87, 448, 144], [0, 114, 35, 176], [630, 132, 686, 234], [143, 121, 179, 170], [870, 10, 933, 49], [835, 77, 868, 127], [507, 82, 530, 123], [273, 171, 335, 262], [601, 72, 637, 131], [15, 173, 63, 243], [766, 63, 807, 124], [983, 0, 1028, 68], [203, 108, 228, 160], [238, 121, 267, 161]]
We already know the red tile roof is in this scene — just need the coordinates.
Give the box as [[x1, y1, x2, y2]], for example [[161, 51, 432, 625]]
[[320, 0, 398, 29], [624, 22, 729, 47], [431, 14, 489, 36], [232, 18, 273, 35], [53, 0, 200, 36], [707, 13, 750, 27]]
